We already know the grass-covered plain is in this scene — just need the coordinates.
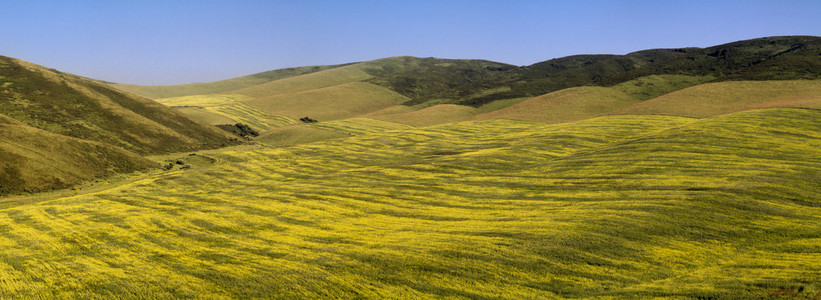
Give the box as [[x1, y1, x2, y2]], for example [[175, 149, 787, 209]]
[[0, 108, 819, 298]]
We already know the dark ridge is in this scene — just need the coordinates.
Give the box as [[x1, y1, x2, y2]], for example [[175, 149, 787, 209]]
[[360, 36, 821, 107]]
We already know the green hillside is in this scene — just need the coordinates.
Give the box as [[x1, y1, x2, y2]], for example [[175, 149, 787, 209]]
[[108, 64, 347, 99], [231, 63, 374, 98], [370, 104, 480, 126], [358, 36, 821, 107], [469, 75, 713, 123], [244, 81, 410, 121], [155, 94, 297, 131], [103, 36, 821, 131], [0, 56, 242, 195], [0, 114, 156, 195], [470, 86, 636, 123], [0, 108, 818, 298], [0, 56, 238, 155], [611, 80, 821, 117]]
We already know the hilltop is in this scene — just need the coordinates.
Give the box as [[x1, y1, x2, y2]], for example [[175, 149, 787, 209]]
[[114, 36, 820, 106], [106, 36, 821, 143]]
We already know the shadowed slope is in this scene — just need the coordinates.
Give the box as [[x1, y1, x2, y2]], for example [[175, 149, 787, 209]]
[[0, 114, 156, 195], [155, 94, 297, 131]]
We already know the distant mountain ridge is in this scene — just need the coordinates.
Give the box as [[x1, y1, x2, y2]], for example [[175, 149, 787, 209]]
[[111, 36, 821, 109]]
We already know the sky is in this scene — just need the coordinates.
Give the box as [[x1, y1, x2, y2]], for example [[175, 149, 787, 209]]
[[1, 0, 820, 85]]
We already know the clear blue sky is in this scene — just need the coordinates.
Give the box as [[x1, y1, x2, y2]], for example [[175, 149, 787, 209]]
[[2, 0, 819, 85]]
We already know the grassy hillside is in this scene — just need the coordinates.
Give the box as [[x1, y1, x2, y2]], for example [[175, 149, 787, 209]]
[[257, 118, 413, 146], [0, 56, 243, 195], [618, 35, 821, 82], [362, 56, 520, 106], [108, 64, 347, 99], [612, 80, 821, 117], [470, 75, 713, 123], [231, 63, 374, 98], [0, 114, 156, 195], [0, 108, 818, 298], [100, 37, 821, 129], [365, 36, 820, 107], [370, 104, 480, 126], [0, 56, 238, 155], [255, 125, 351, 147], [155, 94, 297, 131], [470, 86, 637, 123], [309, 118, 414, 135], [244, 82, 409, 121]]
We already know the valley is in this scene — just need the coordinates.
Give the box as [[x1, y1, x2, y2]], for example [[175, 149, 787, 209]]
[[1, 36, 820, 298]]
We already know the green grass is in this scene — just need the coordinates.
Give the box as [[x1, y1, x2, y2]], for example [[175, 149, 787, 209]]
[[0, 108, 818, 298]]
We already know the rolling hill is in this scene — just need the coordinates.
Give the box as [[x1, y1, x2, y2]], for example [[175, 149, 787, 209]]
[[1, 35, 820, 298], [610, 79, 821, 117], [244, 81, 409, 121], [0, 56, 240, 195], [0, 114, 157, 195], [0, 108, 817, 298], [108, 36, 821, 138], [0, 56, 237, 155], [108, 64, 349, 99]]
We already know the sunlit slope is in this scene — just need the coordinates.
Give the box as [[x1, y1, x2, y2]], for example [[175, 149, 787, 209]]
[[470, 75, 710, 123], [244, 82, 409, 121], [0, 56, 237, 155], [257, 118, 414, 146], [108, 64, 345, 99], [0, 108, 818, 297], [0, 114, 156, 195], [612, 80, 821, 117], [470, 86, 635, 123], [369, 104, 480, 126], [309, 118, 414, 135], [256, 125, 350, 147], [156, 94, 297, 131], [230, 63, 373, 98]]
